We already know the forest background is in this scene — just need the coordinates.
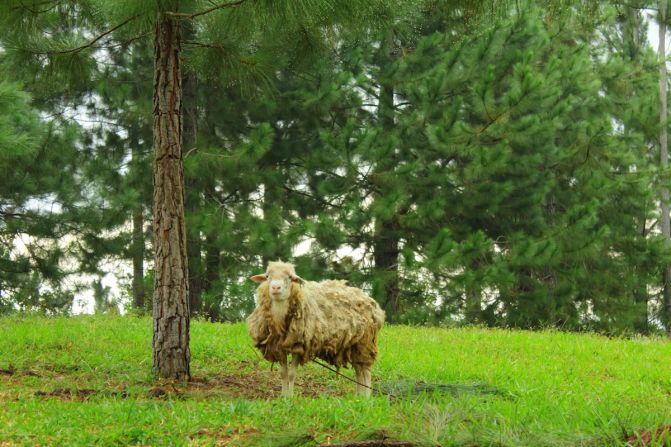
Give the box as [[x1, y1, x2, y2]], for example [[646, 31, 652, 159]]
[[2, 0, 671, 336]]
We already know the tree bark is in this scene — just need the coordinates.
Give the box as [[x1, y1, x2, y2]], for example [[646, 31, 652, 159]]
[[261, 184, 276, 268], [131, 204, 145, 310], [262, 156, 284, 266], [373, 216, 400, 321], [185, 177, 203, 316], [659, 1, 671, 336], [182, 20, 203, 316], [620, 6, 648, 334], [373, 76, 401, 322], [464, 280, 481, 324], [635, 211, 649, 333], [203, 185, 220, 294], [152, 10, 191, 380], [204, 231, 220, 291]]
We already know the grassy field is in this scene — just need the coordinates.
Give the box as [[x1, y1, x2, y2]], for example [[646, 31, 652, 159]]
[[1, 316, 670, 446]]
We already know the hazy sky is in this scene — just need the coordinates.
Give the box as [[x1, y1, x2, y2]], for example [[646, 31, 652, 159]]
[[648, 9, 664, 52]]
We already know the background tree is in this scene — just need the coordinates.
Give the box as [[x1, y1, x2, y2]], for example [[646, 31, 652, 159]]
[[0, 80, 81, 313], [657, 0, 671, 334], [596, 2, 662, 333], [2, 0, 671, 338], [359, 4, 666, 331]]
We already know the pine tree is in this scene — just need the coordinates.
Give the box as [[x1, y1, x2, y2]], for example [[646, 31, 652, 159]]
[[595, 3, 663, 333], [315, 1, 598, 323], [0, 1, 153, 314], [0, 78, 87, 313], [0, 81, 58, 310], [383, 5, 663, 331], [88, 39, 154, 312], [657, 0, 671, 335], [327, 2, 475, 323], [0, 0, 414, 377], [3, 1, 620, 340]]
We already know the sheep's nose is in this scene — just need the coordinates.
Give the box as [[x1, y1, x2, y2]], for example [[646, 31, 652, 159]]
[[271, 285, 281, 292]]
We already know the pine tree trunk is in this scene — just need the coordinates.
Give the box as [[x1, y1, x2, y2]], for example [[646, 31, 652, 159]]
[[634, 212, 649, 333], [465, 281, 481, 324], [185, 177, 204, 315], [373, 217, 400, 321], [622, 7, 648, 334], [659, 1, 671, 336], [131, 205, 145, 310], [152, 11, 191, 380], [182, 20, 203, 316], [185, 176, 203, 316], [634, 287, 649, 333], [262, 160, 282, 266], [204, 178, 220, 292], [204, 233, 220, 291], [373, 77, 401, 322], [261, 183, 275, 267]]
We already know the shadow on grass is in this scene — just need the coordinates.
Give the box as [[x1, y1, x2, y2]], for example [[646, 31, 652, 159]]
[[377, 380, 515, 401]]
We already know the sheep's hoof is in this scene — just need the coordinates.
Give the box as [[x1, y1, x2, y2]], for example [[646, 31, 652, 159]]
[[281, 389, 294, 398]]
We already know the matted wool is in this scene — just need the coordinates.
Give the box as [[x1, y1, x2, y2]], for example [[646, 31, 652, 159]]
[[247, 263, 385, 369]]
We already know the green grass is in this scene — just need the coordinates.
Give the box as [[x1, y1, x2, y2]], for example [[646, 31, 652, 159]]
[[1, 315, 670, 446]]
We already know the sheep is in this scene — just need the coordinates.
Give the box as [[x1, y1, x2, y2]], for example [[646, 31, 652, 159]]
[[247, 261, 385, 397]]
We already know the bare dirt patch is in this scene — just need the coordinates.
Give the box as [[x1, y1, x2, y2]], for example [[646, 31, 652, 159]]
[[33, 387, 129, 401], [34, 388, 98, 401], [0, 366, 40, 377], [319, 442, 415, 447], [627, 425, 671, 447], [192, 426, 261, 446], [149, 366, 345, 400], [20, 360, 343, 402]]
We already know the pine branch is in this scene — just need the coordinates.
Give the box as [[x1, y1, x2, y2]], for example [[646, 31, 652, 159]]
[[12, 0, 63, 15], [166, 0, 248, 20], [183, 41, 257, 67], [15, 14, 142, 55], [284, 185, 344, 209], [0, 209, 29, 219], [58, 14, 141, 54], [103, 32, 152, 50]]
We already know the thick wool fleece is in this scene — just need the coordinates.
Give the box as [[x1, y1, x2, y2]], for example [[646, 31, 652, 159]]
[[247, 279, 385, 368]]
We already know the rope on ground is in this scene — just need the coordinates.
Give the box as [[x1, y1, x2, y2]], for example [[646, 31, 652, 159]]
[[310, 359, 397, 399]]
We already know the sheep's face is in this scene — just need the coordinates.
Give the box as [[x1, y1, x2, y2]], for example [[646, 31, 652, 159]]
[[251, 261, 304, 301]]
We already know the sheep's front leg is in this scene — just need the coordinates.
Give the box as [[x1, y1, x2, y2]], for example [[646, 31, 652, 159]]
[[280, 355, 299, 397], [355, 365, 372, 397], [279, 355, 289, 396], [286, 355, 299, 396], [363, 368, 372, 397]]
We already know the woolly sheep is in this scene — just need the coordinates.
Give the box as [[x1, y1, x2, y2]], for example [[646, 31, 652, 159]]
[[247, 261, 385, 397]]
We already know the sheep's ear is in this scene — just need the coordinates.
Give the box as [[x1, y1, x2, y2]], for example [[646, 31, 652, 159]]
[[290, 274, 305, 285], [250, 274, 267, 283]]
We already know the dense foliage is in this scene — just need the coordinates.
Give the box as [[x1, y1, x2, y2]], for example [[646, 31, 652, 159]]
[[0, 1, 670, 334]]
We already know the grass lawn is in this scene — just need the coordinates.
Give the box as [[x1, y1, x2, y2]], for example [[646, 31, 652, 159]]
[[1, 315, 670, 446]]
